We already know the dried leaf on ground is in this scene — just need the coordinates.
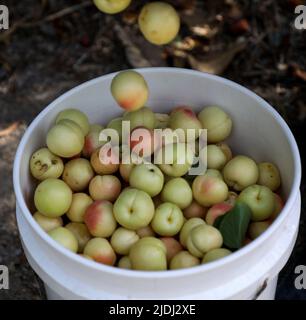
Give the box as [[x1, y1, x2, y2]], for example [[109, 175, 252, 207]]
[[292, 64, 306, 82], [0, 122, 20, 138], [187, 40, 246, 75], [113, 22, 152, 68]]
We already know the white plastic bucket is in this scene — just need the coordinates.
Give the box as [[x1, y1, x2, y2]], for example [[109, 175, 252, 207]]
[[13, 68, 301, 300]]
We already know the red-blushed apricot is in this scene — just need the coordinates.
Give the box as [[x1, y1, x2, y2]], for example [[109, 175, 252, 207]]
[[169, 106, 202, 142], [67, 193, 93, 222], [34, 178, 72, 218], [65, 222, 92, 252], [84, 238, 116, 266], [56, 108, 90, 135], [93, 0, 131, 14], [90, 146, 119, 175], [30, 148, 64, 181], [160, 237, 183, 262], [192, 174, 228, 207], [89, 175, 121, 202], [130, 126, 159, 158], [48, 227, 78, 253], [84, 200, 117, 237], [111, 71, 149, 111], [183, 201, 208, 219], [138, 2, 180, 45], [33, 212, 63, 232], [170, 251, 200, 270], [205, 202, 233, 225], [62, 158, 94, 192], [82, 124, 104, 158]]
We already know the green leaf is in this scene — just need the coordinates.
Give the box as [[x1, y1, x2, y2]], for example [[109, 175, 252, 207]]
[[213, 214, 226, 229], [217, 202, 252, 249]]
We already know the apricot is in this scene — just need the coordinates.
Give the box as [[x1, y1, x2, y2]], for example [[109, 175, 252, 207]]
[[82, 124, 104, 158], [111, 71, 149, 111], [33, 212, 63, 232], [170, 251, 200, 270], [65, 222, 92, 252], [183, 201, 208, 219], [198, 106, 232, 143], [123, 106, 155, 130], [46, 119, 84, 158], [192, 174, 228, 207], [48, 227, 78, 253], [84, 200, 117, 237], [67, 193, 93, 223], [93, 0, 131, 14], [30, 148, 64, 180], [83, 238, 116, 266], [138, 2, 180, 45], [160, 237, 183, 262], [89, 175, 121, 202], [202, 248, 232, 263], [56, 108, 90, 135], [223, 155, 259, 191], [257, 162, 281, 191], [90, 146, 119, 175], [205, 202, 233, 225], [169, 106, 202, 142], [34, 178, 72, 218], [62, 158, 94, 192]]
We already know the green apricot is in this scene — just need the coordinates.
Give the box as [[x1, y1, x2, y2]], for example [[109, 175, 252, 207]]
[[34, 178, 72, 218], [48, 227, 78, 253], [202, 248, 232, 263]]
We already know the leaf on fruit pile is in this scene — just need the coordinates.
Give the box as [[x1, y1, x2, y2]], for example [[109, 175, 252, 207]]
[[187, 40, 246, 75], [214, 202, 252, 249]]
